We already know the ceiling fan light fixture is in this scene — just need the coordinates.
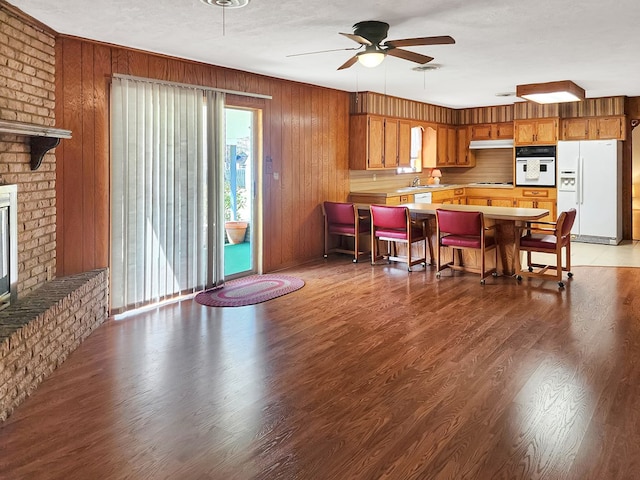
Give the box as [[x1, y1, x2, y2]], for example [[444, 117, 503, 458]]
[[516, 80, 585, 104], [200, 0, 250, 8], [357, 50, 386, 68]]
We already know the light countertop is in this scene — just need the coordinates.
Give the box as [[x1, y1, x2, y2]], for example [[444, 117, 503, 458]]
[[350, 183, 514, 197]]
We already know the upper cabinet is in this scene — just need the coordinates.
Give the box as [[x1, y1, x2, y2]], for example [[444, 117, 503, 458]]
[[514, 118, 558, 145], [561, 116, 626, 141], [470, 122, 514, 140], [456, 126, 476, 167], [436, 124, 457, 167], [397, 119, 412, 168], [349, 115, 413, 170]]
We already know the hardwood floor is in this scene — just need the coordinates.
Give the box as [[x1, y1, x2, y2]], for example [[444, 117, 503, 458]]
[[1, 258, 640, 479]]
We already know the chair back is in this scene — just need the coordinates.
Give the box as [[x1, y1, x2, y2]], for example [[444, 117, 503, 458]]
[[370, 205, 408, 230], [436, 209, 483, 236], [557, 208, 577, 238], [323, 201, 355, 226]]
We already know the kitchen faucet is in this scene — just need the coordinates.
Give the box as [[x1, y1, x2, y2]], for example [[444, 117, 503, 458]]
[[411, 176, 420, 187]]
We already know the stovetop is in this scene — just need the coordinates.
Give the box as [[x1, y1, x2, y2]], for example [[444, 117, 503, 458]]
[[469, 182, 514, 186]]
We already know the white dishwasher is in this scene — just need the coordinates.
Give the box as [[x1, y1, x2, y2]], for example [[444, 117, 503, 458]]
[[414, 192, 432, 203]]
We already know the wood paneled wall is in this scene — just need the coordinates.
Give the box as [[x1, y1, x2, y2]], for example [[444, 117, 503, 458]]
[[514, 96, 626, 120], [350, 91, 457, 124], [458, 105, 514, 124], [55, 36, 350, 276]]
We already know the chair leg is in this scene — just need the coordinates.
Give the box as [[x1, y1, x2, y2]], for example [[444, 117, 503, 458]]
[[354, 230, 359, 263], [371, 234, 376, 265], [324, 225, 329, 258], [407, 239, 413, 272], [566, 241, 572, 275]]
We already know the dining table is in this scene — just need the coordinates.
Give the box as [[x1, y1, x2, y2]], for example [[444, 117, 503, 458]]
[[359, 202, 550, 276]]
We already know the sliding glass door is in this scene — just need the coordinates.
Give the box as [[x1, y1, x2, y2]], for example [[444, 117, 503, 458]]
[[110, 77, 225, 312], [224, 108, 258, 278]]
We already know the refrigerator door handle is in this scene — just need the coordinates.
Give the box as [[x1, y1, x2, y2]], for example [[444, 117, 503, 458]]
[[579, 156, 584, 205]]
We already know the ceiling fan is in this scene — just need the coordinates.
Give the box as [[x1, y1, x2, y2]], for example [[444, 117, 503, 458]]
[[288, 20, 455, 70]]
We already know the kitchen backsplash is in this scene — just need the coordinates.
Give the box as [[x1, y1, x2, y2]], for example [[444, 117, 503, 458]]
[[349, 149, 514, 192], [440, 150, 514, 184]]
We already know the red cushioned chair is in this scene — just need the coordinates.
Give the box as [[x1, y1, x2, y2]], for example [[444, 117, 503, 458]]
[[322, 201, 370, 263], [370, 204, 433, 272], [435, 209, 497, 284], [515, 208, 576, 288]]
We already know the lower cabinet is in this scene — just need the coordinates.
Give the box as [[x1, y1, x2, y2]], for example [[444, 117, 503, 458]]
[[466, 196, 513, 207], [515, 188, 556, 222], [348, 193, 412, 205], [432, 188, 465, 204]]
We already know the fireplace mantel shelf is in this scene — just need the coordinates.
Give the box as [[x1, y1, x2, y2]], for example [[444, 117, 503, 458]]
[[0, 120, 72, 170]]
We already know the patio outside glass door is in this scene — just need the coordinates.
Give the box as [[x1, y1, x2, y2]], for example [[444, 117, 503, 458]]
[[224, 108, 257, 278]]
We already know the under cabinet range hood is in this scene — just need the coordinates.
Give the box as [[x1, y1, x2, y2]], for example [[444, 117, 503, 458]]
[[468, 139, 514, 149]]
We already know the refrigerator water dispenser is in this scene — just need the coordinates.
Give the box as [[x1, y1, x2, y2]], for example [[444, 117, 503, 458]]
[[558, 173, 577, 192]]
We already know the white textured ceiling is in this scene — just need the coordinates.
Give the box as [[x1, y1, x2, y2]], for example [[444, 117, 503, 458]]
[[8, 0, 640, 108]]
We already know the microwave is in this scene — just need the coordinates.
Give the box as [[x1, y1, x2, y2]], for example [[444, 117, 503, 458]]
[[515, 145, 556, 187]]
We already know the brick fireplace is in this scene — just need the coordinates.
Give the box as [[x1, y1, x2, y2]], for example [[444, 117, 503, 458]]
[[0, 5, 109, 421], [0, 6, 57, 296]]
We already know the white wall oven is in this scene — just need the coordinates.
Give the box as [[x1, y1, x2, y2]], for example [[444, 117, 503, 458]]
[[515, 145, 556, 187]]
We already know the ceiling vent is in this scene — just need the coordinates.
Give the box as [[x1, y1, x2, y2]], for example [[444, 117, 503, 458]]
[[200, 0, 250, 8], [412, 64, 441, 72]]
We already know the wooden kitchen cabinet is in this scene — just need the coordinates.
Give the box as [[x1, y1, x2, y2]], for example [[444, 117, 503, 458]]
[[466, 187, 516, 207], [349, 115, 413, 170], [349, 115, 383, 169], [397, 119, 412, 167], [384, 118, 398, 168], [514, 118, 558, 145], [349, 192, 413, 205], [467, 196, 514, 207], [456, 126, 476, 167], [561, 116, 626, 141], [437, 124, 457, 166], [432, 187, 466, 204], [466, 196, 491, 206], [470, 122, 514, 140], [495, 122, 514, 139], [515, 188, 556, 222]]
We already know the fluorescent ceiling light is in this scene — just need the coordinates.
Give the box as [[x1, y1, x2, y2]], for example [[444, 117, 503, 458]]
[[516, 80, 585, 104]]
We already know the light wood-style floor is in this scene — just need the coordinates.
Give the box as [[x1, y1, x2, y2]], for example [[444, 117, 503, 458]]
[[1, 257, 640, 479]]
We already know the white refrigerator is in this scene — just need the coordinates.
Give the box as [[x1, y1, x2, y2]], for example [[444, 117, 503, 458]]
[[557, 140, 622, 245]]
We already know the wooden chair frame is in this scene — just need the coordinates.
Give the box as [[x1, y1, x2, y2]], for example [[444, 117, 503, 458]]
[[435, 210, 497, 284], [322, 201, 370, 263], [370, 205, 434, 272], [514, 210, 574, 288]]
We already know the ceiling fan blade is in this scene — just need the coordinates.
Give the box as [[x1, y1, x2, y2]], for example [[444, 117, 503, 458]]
[[385, 35, 455, 48], [386, 48, 434, 64], [339, 32, 372, 46], [287, 47, 361, 58], [337, 55, 359, 70]]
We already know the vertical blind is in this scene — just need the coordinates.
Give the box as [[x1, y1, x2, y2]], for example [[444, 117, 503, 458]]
[[111, 77, 225, 311]]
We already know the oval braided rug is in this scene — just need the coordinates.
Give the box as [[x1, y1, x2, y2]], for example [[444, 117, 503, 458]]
[[195, 274, 305, 307]]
